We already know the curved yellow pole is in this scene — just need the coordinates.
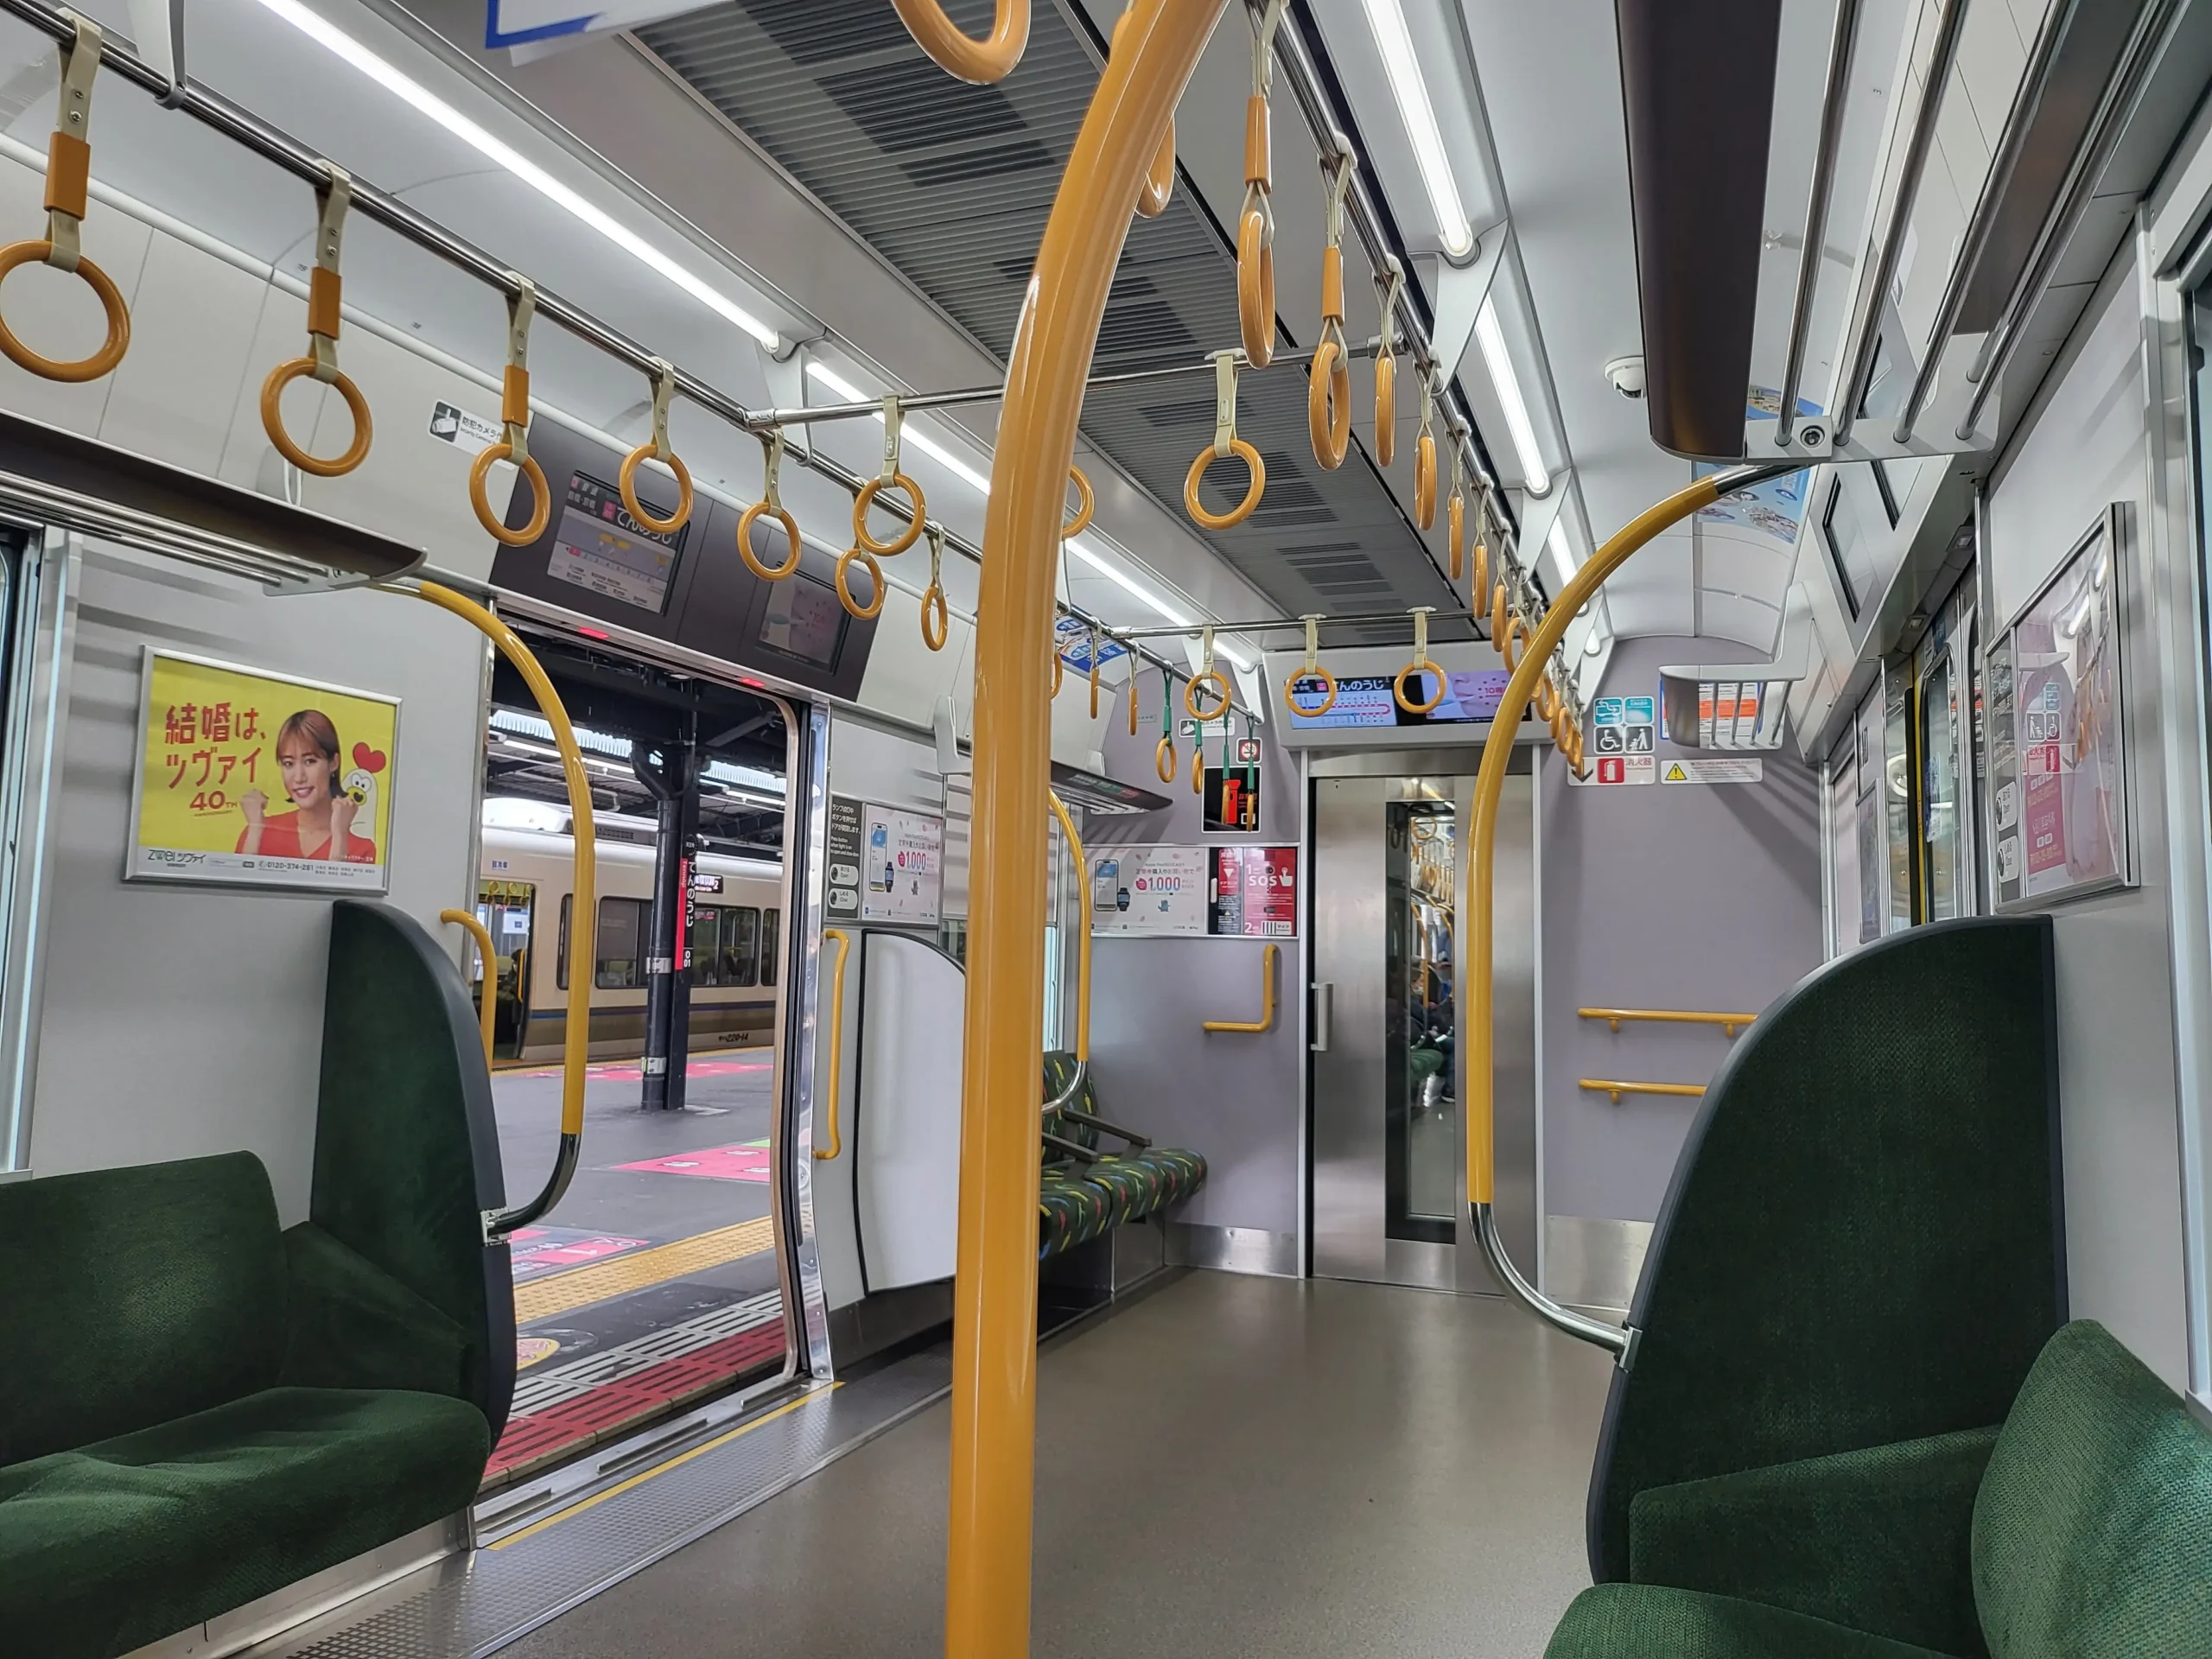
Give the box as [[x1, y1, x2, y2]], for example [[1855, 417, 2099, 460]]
[[1464, 466, 1783, 1356], [1046, 791, 1089, 1063], [950, 6, 1218, 1652], [416, 582, 596, 1236], [441, 906, 499, 1065], [814, 928, 851, 1160]]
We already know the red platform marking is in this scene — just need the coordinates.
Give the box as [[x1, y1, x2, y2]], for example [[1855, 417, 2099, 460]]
[[486, 1323, 788, 1480], [509, 1229, 652, 1281], [613, 1140, 771, 1182]]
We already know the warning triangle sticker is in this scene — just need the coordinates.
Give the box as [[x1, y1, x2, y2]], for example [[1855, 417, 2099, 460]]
[[1664, 763, 1688, 782]]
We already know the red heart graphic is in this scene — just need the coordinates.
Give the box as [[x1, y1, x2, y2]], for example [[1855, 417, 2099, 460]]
[[352, 743, 388, 774]]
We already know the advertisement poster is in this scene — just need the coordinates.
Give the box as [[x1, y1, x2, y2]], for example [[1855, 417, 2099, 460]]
[[1211, 847, 1298, 937], [1089, 845, 1209, 936], [1998, 510, 2128, 907], [129, 652, 399, 891], [860, 802, 944, 925], [824, 795, 864, 922]]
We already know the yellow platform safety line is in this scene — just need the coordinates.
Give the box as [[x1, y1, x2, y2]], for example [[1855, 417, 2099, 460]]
[[951, 5, 1224, 1654], [511, 1216, 777, 1325], [488, 1384, 836, 1550]]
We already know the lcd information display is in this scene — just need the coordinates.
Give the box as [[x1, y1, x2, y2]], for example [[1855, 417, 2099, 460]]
[[758, 570, 847, 671], [1283, 669, 1510, 729], [545, 469, 685, 613]]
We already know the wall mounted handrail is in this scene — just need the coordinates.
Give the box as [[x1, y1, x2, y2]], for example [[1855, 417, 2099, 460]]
[[410, 582, 593, 1241], [1579, 1007, 1758, 1038], [1579, 1079, 1707, 1105], [1203, 942, 1279, 1033], [813, 927, 850, 1162], [441, 907, 498, 1065], [948, 9, 1222, 1650], [1466, 463, 1792, 1367]]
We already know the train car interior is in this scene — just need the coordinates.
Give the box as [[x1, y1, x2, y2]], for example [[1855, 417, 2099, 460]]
[[3, 0, 2212, 1656]]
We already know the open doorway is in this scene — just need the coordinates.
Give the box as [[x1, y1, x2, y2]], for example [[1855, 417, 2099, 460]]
[[471, 632, 794, 1487]]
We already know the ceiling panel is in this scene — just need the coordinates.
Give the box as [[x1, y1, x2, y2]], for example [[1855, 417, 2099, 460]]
[[636, 0, 1465, 628]]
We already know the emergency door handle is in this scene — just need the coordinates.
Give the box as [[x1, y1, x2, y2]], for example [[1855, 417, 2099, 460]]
[[1311, 981, 1332, 1052]]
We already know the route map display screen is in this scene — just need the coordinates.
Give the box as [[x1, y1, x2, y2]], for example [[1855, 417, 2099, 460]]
[[546, 469, 686, 614], [1283, 669, 1510, 729]]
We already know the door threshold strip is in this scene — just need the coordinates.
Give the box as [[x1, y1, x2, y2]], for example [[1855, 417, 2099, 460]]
[[244, 1346, 954, 1658]]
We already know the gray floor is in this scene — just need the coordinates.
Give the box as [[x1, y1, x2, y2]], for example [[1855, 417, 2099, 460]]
[[504, 1270, 1615, 1658]]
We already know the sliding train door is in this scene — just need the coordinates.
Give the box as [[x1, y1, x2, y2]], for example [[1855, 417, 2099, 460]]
[[1308, 756, 1537, 1292]]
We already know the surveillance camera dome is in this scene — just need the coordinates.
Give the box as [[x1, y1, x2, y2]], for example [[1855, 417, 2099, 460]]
[[1604, 355, 1646, 400]]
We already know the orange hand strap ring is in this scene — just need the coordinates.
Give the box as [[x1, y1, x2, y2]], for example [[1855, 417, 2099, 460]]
[[1185, 624, 1232, 723], [469, 277, 552, 547], [836, 545, 884, 620], [619, 358, 694, 535], [918, 522, 950, 652], [1285, 612, 1338, 717], [1236, 0, 1287, 367], [887, 0, 1028, 85], [1395, 606, 1446, 715], [854, 395, 925, 556], [0, 13, 129, 384], [1471, 489, 1491, 600], [1445, 425, 1468, 581], [1113, 5, 1176, 219], [261, 163, 372, 478], [1063, 465, 1094, 540], [1413, 372, 1439, 531], [1308, 149, 1356, 473], [739, 425, 804, 581], [1373, 258, 1404, 469], [1185, 351, 1265, 531]]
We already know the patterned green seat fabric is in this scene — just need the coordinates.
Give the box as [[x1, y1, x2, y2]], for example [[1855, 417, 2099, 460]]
[[1592, 918, 2063, 1580], [1038, 1170, 1116, 1258], [1629, 1427, 1998, 1658], [1035, 1053, 1207, 1257], [1972, 1321, 2212, 1656], [1545, 1585, 1961, 1659], [0, 1387, 488, 1659]]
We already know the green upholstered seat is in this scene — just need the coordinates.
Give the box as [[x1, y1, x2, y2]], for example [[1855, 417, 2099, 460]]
[[1548, 1322, 2212, 1659], [0, 1387, 487, 1659], [1546, 1585, 1959, 1659], [1971, 1322, 2212, 1656], [1035, 1053, 1207, 1257], [1591, 918, 2064, 1580]]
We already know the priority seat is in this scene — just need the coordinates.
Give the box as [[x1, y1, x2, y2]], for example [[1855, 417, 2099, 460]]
[[0, 902, 514, 1657], [1036, 1051, 1205, 1258], [1545, 1320, 2212, 1656]]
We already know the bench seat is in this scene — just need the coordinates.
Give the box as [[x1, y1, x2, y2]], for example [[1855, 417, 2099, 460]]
[[1037, 1052, 1206, 1259], [0, 1385, 487, 1658]]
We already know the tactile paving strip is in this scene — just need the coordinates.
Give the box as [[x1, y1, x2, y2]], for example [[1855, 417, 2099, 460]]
[[512, 1218, 776, 1324], [252, 1347, 954, 1659], [490, 1294, 787, 1483]]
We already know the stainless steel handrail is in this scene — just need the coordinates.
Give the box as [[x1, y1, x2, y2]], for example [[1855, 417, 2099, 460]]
[[1776, 0, 1863, 445], [1956, 0, 2182, 439], [1474, 1202, 1638, 1362], [1832, 0, 1971, 446], [1891, 0, 2079, 443]]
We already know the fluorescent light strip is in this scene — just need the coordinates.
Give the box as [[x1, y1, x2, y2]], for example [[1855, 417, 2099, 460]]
[[1477, 300, 1550, 496], [1546, 518, 1577, 587], [252, 0, 779, 347], [1358, 0, 1473, 257], [804, 363, 1253, 668]]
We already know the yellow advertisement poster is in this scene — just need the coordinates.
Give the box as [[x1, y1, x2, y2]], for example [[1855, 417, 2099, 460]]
[[128, 651, 400, 891]]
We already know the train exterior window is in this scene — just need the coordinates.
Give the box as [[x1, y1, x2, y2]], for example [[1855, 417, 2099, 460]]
[[728, 907, 760, 986], [596, 897, 649, 989], [690, 905, 721, 987], [760, 908, 779, 986]]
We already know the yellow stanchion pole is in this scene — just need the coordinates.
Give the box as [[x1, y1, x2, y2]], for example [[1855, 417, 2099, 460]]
[[1046, 791, 1090, 1063], [441, 906, 499, 1065], [415, 582, 595, 1232], [1463, 467, 1783, 1354], [949, 5, 1224, 1653]]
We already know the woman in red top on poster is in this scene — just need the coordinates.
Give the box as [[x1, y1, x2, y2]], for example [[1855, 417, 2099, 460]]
[[235, 709, 377, 862]]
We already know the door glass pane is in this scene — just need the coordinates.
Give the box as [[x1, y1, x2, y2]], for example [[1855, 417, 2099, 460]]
[[728, 906, 759, 987], [1885, 671, 1916, 931], [478, 879, 535, 1059], [1386, 801, 1456, 1243], [760, 909, 780, 985], [1923, 656, 1960, 920], [690, 905, 721, 987]]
